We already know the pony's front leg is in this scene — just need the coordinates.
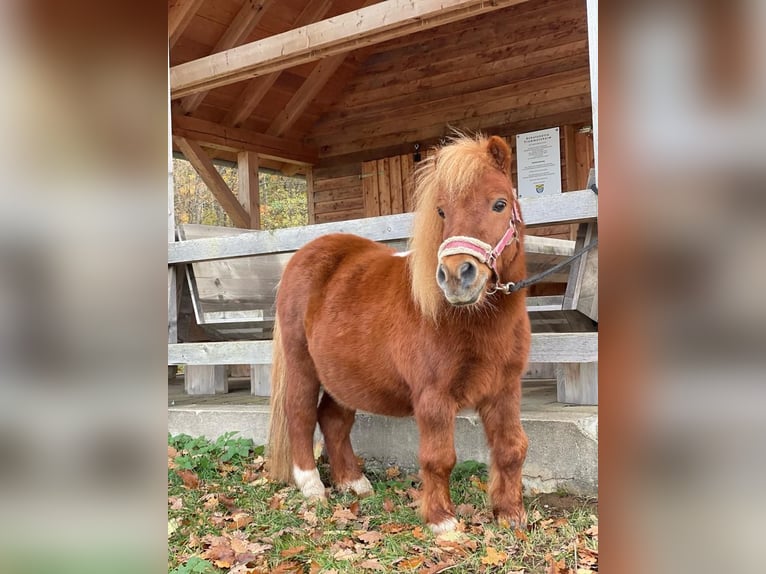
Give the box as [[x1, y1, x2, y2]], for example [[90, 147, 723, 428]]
[[414, 394, 458, 534], [478, 392, 528, 529]]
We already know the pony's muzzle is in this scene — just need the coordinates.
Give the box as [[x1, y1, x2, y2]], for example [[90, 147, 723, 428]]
[[436, 255, 490, 306]]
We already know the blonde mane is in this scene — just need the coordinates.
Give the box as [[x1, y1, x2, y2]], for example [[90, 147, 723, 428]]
[[408, 133, 501, 321]]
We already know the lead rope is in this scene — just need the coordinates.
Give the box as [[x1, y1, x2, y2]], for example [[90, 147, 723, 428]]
[[490, 238, 598, 294]]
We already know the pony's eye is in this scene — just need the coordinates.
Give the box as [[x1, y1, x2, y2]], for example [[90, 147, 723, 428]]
[[492, 200, 507, 213], [437, 207, 445, 219]]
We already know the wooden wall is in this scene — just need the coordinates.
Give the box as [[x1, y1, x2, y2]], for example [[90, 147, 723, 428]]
[[309, 124, 595, 234], [311, 0, 592, 166]]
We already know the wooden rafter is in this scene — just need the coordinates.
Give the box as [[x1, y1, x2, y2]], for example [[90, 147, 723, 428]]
[[266, 53, 346, 137], [170, 0, 529, 99], [172, 114, 317, 165], [180, 0, 275, 115], [168, 0, 206, 49], [174, 136, 250, 228], [224, 0, 335, 127]]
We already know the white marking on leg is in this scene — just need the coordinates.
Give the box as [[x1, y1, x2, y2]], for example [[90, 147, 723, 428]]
[[392, 250, 412, 258], [293, 465, 326, 499], [429, 517, 458, 535], [339, 475, 373, 496]]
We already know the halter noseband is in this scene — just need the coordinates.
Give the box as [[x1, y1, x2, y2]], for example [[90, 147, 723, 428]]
[[436, 202, 522, 295]]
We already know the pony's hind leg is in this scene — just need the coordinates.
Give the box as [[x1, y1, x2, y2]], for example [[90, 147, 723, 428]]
[[284, 357, 326, 500], [317, 392, 373, 496]]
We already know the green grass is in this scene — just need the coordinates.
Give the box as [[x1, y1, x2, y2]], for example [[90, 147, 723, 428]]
[[168, 434, 598, 573]]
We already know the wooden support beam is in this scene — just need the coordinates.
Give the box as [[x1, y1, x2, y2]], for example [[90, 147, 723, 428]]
[[174, 136, 250, 228], [168, 190, 598, 264], [180, 0, 275, 115], [168, 0, 205, 49], [170, 0, 529, 99], [172, 114, 317, 165], [237, 151, 261, 229], [306, 167, 316, 224], [266, 53, 347, 137], [224, 0, 335, 127], [168, 332, 597, 365]]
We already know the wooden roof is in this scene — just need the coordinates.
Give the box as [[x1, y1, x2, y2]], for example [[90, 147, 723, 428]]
[[170, 0, 591, 174]]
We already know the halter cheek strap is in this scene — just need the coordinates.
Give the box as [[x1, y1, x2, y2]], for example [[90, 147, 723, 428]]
[[436, 203, 522, 291]]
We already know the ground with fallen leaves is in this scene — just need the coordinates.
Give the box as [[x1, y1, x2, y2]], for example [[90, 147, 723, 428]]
[[168, 433, 598, 574]]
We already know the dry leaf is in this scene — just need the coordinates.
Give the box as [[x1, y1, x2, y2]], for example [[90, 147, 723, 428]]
[[382, 498, 396, 513], [202, 495, 219, 511], [359, 558, 386, 571], [349, 500, 360, 516], [411, 526, 427, 540], [585, 525, 598, 537], [481, 547, 508, 566], [309, 561, 322, 574], [268, 495, 283, 510], [385, 466, 401, 479], [219, 494, 237, 510], [380, 522, 408, 534], [176, 469, 199, 489], [201, 544, 235, 569], [229, 512, 253, 528], [356, 530, 384, 545], [545, 553, 567, 574], [331, 506, 357, 523], [271, 561, 302, 574], [397, 556, 424, 570], [514, 528, 528, 541], [280, 545, 306, 558], [168, 496, 183, 510]]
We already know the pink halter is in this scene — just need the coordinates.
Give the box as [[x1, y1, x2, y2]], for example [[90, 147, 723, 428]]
[[437, 202, 522, 285]]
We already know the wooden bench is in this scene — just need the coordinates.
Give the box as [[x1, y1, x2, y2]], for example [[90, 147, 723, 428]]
[[169, 189, 598, 404]]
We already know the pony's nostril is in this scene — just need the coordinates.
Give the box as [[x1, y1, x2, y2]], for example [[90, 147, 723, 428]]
[[436, 264, 447, 287], [459, 261, 477, 286]]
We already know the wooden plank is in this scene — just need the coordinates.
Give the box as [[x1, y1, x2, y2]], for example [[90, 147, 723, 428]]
[[172, 114, 317, 165], [361, 160, 380, 217], [168, 0, 206, 48], [306, 167, 316, 224], [169, 341, 274, 364], [168, 190, 598, 264], [314, 198, 365, 214], [563, 125, 579, 191], [313, 186, 362, 203], [388, 155, 404, 214], [586, 0, 598, 183], [266, 53, 348, 137], [400, 153, 415, 212], [170, 0, 530, 98], [237, 151, 261, 229], [556, 362, 597, 405], [224, 0, 335, 127], [314, 209, 365, 223], [377, 159, 392, 216], [169, 332, 597, 365], [563, 222, 598, 321], [180, 0, 275, 114], [313, 175, 361, 193], [175, 136, 250, 228]]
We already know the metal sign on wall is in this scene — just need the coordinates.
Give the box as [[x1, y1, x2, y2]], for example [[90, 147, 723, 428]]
[[516, 127, 562, 198]]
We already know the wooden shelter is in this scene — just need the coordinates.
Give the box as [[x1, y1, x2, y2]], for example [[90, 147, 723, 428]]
[[168, 0, 599, 402]]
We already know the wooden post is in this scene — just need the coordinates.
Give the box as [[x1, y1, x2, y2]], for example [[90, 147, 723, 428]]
[[586, 0, 598, 184], [251, 365, 272, 397], [168, 51, 179, 381], [306, 166, 316, 224], [237, 151, 261, 230], [556, 363, 598, 405], [185, 365, 228, 395]]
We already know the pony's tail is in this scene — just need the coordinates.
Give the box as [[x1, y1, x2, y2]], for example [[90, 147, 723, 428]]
[[267, 317, 292, 483]]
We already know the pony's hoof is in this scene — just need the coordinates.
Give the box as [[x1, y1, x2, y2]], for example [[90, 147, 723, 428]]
[[294, 466, 327, 500], [496, 509, 528, 530], [340, 475, 374, 497], [429, 516, 458, 535]]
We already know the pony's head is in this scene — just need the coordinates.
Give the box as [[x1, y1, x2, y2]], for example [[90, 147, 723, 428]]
[[409, 134, 525, 320]]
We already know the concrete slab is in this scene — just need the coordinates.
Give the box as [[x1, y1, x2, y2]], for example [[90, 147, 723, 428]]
[[168, 379, 597, 496]]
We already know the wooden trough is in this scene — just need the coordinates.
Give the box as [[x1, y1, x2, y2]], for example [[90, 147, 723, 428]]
[[169, 189, 598, 404]]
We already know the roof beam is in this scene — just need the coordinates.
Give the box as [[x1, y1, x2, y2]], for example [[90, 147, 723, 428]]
[[170, 0, 529, 99], [172, 114, 317, 165], [224, 0, 335, 127], [174, 136, 251, 228], [180, 0, 275, 115], [168, 0, 206, 49], [266, 53, 347, 137]]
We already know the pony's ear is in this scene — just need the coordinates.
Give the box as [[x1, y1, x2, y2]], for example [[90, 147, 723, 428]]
[[487, 136, 511, 174]]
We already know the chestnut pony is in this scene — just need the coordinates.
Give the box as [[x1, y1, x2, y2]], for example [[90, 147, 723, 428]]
[[268, 134, 530, 533]]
